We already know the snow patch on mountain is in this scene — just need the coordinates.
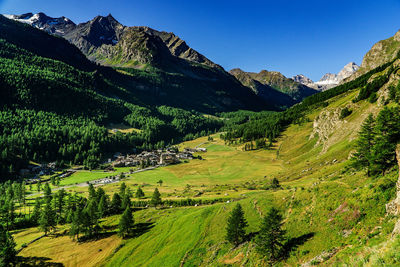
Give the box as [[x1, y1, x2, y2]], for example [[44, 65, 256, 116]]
[[292, 62, 359, 91]]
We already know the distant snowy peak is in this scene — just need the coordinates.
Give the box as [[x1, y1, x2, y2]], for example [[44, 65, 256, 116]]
[[292, 62, 359, 91], [315, 73, 339, 85], [2, 12, 76, 35]]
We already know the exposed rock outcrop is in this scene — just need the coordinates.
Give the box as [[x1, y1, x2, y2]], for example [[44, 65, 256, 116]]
[[386, 144, 400, 235], [310, 108, 343, 153], [344, 30, 400, 83]]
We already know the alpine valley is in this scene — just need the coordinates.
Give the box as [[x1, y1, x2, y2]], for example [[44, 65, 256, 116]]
[[1, 8, 400, 267]]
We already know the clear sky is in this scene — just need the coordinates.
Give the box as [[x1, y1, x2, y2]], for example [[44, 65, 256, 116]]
[[1, 0, 400, 81]]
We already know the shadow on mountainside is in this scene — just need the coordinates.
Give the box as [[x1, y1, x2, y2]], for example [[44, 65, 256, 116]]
[[282, 232, 315, 259], [126, 222, 155, 239], [16, 256, 64, 267]]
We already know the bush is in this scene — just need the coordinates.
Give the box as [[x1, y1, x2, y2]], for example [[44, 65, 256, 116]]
[[339, 107, 352, 119]]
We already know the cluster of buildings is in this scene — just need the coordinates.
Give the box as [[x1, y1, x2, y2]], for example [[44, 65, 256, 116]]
[[111, 147, 206, 168], [20, 162, 57, 179]]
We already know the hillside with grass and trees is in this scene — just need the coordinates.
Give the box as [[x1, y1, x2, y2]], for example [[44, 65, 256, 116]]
[[4, 8, 400, 267]]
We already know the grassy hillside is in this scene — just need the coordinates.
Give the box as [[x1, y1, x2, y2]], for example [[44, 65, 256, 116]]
[[12, 75, 400, 266]]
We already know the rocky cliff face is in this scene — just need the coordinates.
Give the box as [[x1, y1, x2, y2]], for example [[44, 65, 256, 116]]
[[229, 68, 296, 106], [292, 74, 314, 86], [344, 30, 400, 83], [338, 62, 360, 80], [4, 12, 221, 70], [63, 14, 125, 54], [386, 145, 400, 234], [231, 69, 318, 102]]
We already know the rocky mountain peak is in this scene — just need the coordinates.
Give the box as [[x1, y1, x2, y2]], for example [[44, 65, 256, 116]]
[[292, 74, 314, 85], [338, 62, 359, 80], [91, 13, 120, 27], [3, 12, 76, 35], [293, 62, 359, 91], [394, 30, 400, 42]]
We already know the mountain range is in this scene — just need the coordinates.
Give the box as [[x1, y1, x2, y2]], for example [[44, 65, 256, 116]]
[[292, 62, 360, 91], [4, 12, 335, 109]]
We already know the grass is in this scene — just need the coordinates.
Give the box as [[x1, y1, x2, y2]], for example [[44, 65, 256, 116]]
[[60, 167, 132, 186], [13, 89, 399, 266]]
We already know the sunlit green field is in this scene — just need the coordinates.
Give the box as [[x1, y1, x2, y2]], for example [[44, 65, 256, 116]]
[[14, 89, 399, 266]]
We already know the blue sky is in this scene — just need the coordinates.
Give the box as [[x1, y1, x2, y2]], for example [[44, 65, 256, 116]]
[[1, 0, 400, 81]]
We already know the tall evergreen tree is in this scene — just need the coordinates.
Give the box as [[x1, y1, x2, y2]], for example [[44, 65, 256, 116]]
[[31, 197, 41, 223], [98, 195, 108, 218], [255, 207, 286, 262], [69, 207, 83, 240], [151, 188, 162, 208], [119, 182, 127, 197], [226, 203, 248, 246], [352, 114, 375, 176], [54, 189, 66, 224], [43, 182, 52, 201], [39, 200, 55, 235], [370, 107, 400, 175], [118, 206, 134, 238], [0, 224, 16, 266], [122, 193, 132, 211], [83, 199, 100, 237], [88, 184, 96, 202], [111, 193, 122, 214], [135, 187, 145, 199]]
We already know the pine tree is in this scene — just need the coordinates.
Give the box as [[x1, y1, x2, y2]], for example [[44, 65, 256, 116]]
[[96, 187, 106, 204], [121, 193, 132, 211], [98, 195, 108, 218], [31, 197, 41, 223], [118, 206, 134, 238], [43, 182, 52, 201], [84, 199, 100, 237], [352, 114, 375, 175], [39, 200, 55, 235], [6, 201, 15, 229], [255, 207, 286, 262], [151, 188, 162, 208], [88, 183, 96, 202], [111, 193, 122, 214], [119, 182, 127, 197], [226, 203, 248, 246], [135, 187, 145, 199], [37, 180, 42, 192], [0, 224, 16, 266], [370, 107, 400, 175], [55, 189, 66, 223], [69, 207, 82, 240]]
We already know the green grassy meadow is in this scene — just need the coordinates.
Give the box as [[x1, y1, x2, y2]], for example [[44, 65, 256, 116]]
[[13, 89, 400, 266]]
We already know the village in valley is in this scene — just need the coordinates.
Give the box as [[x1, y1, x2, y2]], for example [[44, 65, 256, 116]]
[[21, 146, 208, 186]]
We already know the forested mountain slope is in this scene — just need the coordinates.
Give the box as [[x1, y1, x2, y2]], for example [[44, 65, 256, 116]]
[[0, 15, 229, 178], [5, 12, 310, 108]]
